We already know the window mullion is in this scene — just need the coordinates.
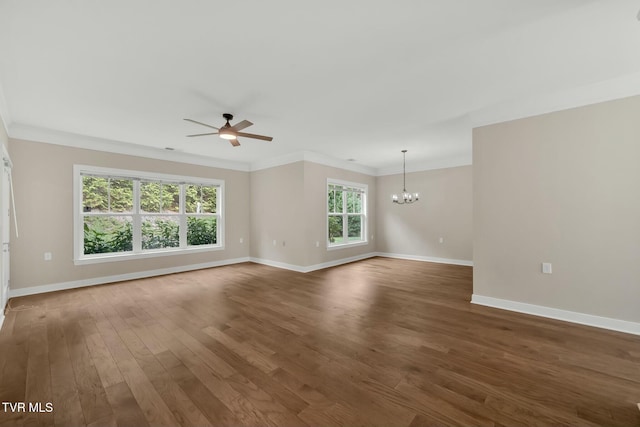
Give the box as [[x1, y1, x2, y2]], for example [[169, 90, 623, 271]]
[[132, 180, 142, 252], [179, 184, 187, 248], [342, 190, 348, 241], [217, 184, 222, 245], [107, 178, 111, 212]]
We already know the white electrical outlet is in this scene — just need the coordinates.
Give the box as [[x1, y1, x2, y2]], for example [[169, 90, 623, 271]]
[[542, 262, 552, 274], [439, 237, 444, 244], [315, 241, 319, 247], [44, 252, 52, 261], [272, 239, 277, 246], [239, 237, 243, 244]]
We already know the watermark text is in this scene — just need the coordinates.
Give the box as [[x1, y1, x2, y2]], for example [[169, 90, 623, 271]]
[[2, 402, 53, 413]]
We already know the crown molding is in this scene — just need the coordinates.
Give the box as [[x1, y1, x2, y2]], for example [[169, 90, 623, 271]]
[[7, 122, 381, 176], [8, 123, 252, 171], [250, 150, 377, 176], [250, 151, 305, 171], [470, 71, 640, 128], [375, 154, 472, 176], [7, 123, 382, 176], [302, 151, 377, 176]]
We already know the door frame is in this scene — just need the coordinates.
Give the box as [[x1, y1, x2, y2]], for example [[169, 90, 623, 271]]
[[1, 143, 12, 325]]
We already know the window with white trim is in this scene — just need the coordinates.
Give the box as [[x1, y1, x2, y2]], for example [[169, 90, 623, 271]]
[[327, 180, 367, 248], [75, 165, 223, 264]]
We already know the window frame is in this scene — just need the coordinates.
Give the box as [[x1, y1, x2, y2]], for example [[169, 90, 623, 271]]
[[326, 178, 368, 250], [74, 165, 224, 265]]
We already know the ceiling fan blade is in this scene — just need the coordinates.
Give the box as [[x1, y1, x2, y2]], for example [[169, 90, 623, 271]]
[[230, 139, 241, 147], [231, 120, 253, 131], [184, 118, 219, 131], [187, 132, 219, 137], [236, 132, 273, 141]]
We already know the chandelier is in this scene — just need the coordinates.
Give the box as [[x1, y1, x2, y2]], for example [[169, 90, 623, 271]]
[[392, 150, 419, 204]]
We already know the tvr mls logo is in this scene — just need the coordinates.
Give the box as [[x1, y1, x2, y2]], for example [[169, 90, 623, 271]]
[[2, 402, 54, 413]]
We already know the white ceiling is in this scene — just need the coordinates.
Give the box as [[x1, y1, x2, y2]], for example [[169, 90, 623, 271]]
[[1, 1, 640, 174]]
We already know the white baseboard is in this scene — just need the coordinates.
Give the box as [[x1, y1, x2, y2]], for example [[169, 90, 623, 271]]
[[248, 257, 308, 273], [302, 252, 378, 272], [249, 252, 377, 273], [375, 252, 473, 267], [471, 294, 640, 336], [0, 312, 5, 332], [8, 257, 251, 298]]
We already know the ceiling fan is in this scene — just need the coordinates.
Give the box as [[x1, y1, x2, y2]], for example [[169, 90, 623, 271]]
[[184, 113, 273, 147]]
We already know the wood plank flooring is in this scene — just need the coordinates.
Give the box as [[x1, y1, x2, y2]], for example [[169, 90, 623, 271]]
[[1, 257, 639, 426]]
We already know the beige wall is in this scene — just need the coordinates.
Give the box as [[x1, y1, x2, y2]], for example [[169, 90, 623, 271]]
[[376, 166, 473, 262], [473, 95, 640, 323], [250, 161, 376, 268], [250, 161, 306, 266], [9, 139, 251, 289]]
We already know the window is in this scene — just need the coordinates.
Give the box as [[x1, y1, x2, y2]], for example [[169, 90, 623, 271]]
[[327, 179, 367, 248], [185, 184, 218, 247], [75, 165, 223, 264]]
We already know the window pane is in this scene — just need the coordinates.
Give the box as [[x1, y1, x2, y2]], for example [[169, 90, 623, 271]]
[[140, 182, 180, 213], [141, 216, 179, 250], [347, 215, 363, 241], [162, 183, 180, 213], [346, 191, 360, 213], [109, 179, 133, 213], [82, 176, 109, 213], [187, 216, 217, 246], [328, 215, 343, 244], [186, 185, 217, 214], [329, 186, 342, 213], [82, 176, 133, 213], [84, 216, 132, 254], [140, 182, 161, 213]]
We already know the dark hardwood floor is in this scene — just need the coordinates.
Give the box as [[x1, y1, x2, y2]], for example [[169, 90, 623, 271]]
[[0, 257, 639, 426]]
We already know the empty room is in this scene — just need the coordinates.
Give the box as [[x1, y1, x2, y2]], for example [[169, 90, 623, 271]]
[[1, 1, 639, 426]]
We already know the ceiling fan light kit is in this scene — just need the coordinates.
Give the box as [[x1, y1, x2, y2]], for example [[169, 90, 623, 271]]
[[392, 150, 419, 205], [184, 113, 273, 146], [219, 130, 237, 140]]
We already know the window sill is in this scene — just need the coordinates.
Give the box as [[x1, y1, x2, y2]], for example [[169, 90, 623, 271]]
[[74, 244, 225, 265], [327, 241, 369, 251]]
